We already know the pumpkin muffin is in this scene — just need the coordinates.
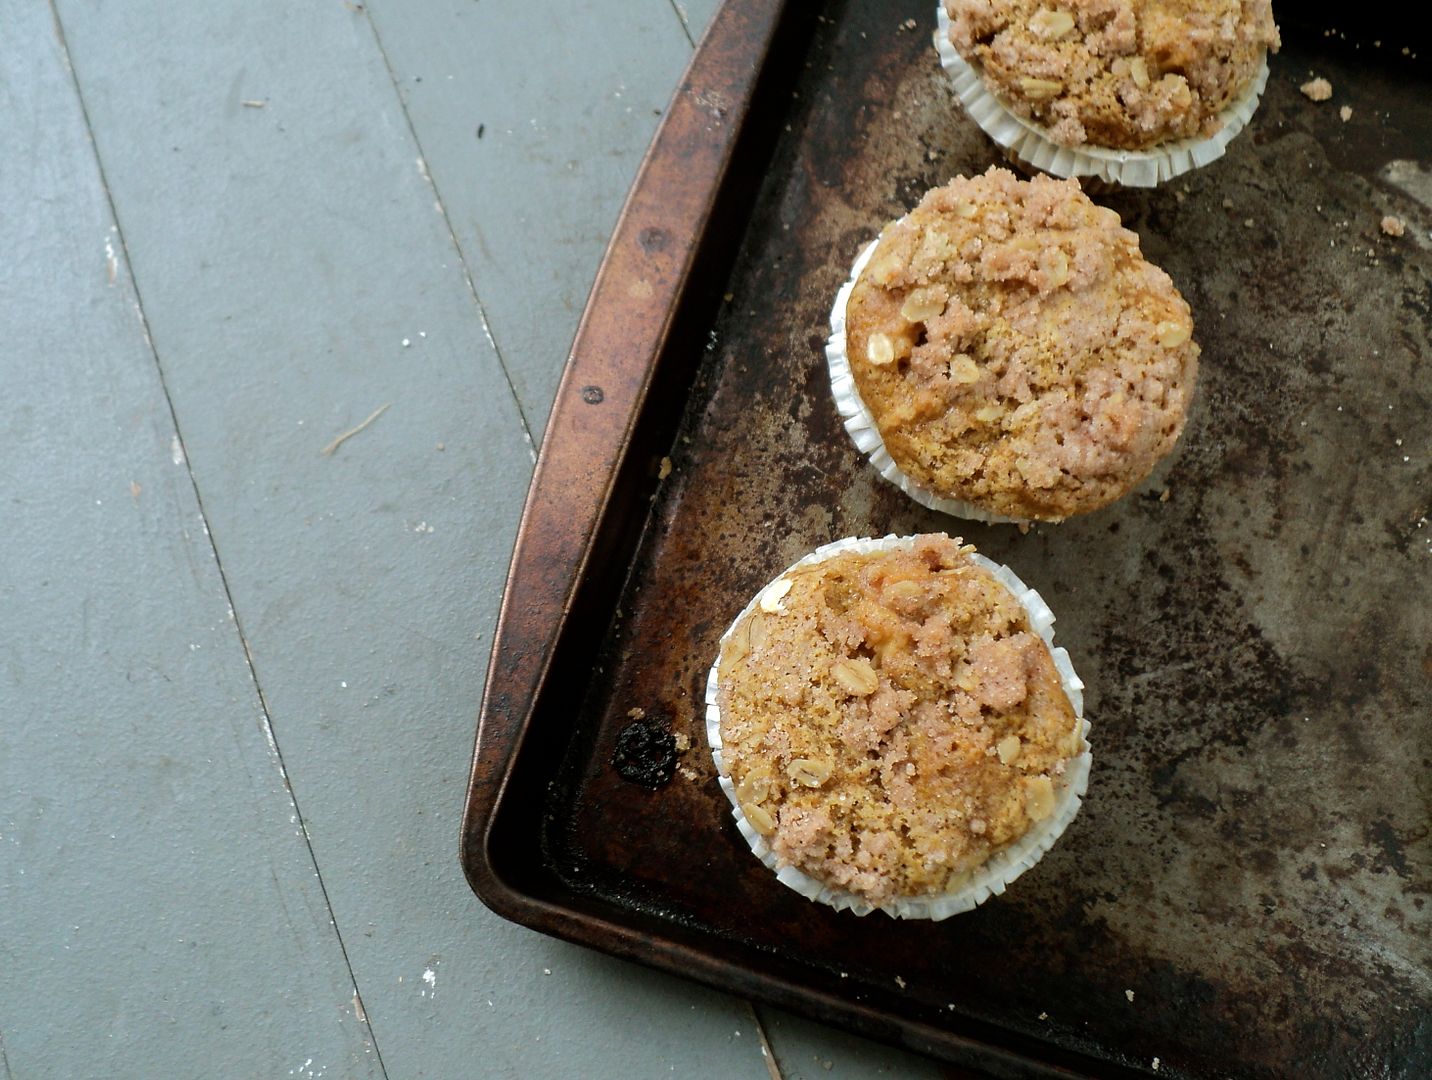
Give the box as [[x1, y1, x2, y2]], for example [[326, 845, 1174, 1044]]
[[706, 534, 1090, 918], [941, 0, 1280, 151], [837, 167, 1198, 522]]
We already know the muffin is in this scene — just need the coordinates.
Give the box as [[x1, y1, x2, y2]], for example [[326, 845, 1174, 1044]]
[[936, 1, 1280, 185], [827, 168, 1198, 523], [705, 534, 1090, 919]]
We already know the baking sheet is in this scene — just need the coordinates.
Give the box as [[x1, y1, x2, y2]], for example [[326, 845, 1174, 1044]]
[[467, 3, 1432, 1076]]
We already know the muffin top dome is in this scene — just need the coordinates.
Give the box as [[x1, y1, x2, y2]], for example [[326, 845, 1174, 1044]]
[[714, 535, 1083, 905], [843, 167, 1199, 521], [943, 0, 1280, 150]]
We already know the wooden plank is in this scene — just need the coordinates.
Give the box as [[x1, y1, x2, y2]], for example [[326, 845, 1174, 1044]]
[[358, 0, 710, 439], [0, 4, 380, 1077], [46, 0, 771, 1077]]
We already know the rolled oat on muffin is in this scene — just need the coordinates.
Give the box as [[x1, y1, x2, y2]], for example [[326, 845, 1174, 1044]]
[[935, 1, 1279, 185], [827, 167, 1198, 523], [705, 534, 1090, 920]]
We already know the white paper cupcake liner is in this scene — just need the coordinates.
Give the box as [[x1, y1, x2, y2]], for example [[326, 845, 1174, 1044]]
[[933, 3, 1270, 188], [826, 236, 1025, 525], [704, 534, 1092, 920]]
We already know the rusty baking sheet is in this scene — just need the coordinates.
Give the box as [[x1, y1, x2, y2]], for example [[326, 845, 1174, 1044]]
[[463, 2, 1431, 1076]]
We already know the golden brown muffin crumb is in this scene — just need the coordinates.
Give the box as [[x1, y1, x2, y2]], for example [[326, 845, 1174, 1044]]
[[1300, 76, 1333, 102], [715, 536, 1081, 904], [845, 168, 1198, 521], [945, 0, 1279, 150], [1381, 215, 1406, 238]]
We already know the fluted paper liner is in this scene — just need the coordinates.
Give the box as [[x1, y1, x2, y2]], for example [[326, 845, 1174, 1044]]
[[934, 3, 1270, 188], [826, 235, 1025, 525], [705, 535, 1091, 920]]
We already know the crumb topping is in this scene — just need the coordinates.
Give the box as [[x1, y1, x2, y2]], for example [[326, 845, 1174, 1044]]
[[715, 536, 1081, 904], [945, 0, 1279, 150], [845, 168, 1199, 521]]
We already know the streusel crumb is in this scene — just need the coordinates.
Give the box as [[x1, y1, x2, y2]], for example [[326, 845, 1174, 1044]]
[[716, 535, 1081, 904], [845, 168, 1198, 521], [945, 0, 1279, 150]]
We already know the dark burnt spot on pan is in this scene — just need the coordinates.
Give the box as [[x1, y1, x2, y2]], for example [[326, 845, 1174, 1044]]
[[638, 226, 669, 252], [611, 718, 676, 789], [1364, 817, 1419, 881]]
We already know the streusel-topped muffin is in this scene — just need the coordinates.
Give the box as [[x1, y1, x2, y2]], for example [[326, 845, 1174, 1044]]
[[943, 0, 1279, 150], [709, 534, 1088, 917], [841, 167, 1198, 521]]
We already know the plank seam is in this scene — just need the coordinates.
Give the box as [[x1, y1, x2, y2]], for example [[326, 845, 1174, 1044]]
[[666, 0, 699, 49], [44, 6, 392, 1077], [357, 6, 538, 461], [0, 1024, 14, 1080], [750, 1002, 786, 1080]]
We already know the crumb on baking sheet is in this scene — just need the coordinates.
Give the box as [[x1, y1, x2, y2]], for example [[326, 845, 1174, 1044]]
[[1381, 215, 1406, 237], [658, 456, 672, 480], [1339, 105, 1353, 122], [673, 732, 690, 752], [1300, 77, 1333, 101]]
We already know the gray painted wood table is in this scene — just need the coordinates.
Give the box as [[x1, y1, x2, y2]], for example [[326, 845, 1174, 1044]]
[[0, 2, 949, 1077]]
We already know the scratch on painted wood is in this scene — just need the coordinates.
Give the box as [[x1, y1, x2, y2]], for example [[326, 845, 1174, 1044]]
[[321, 404, 391, 457]]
